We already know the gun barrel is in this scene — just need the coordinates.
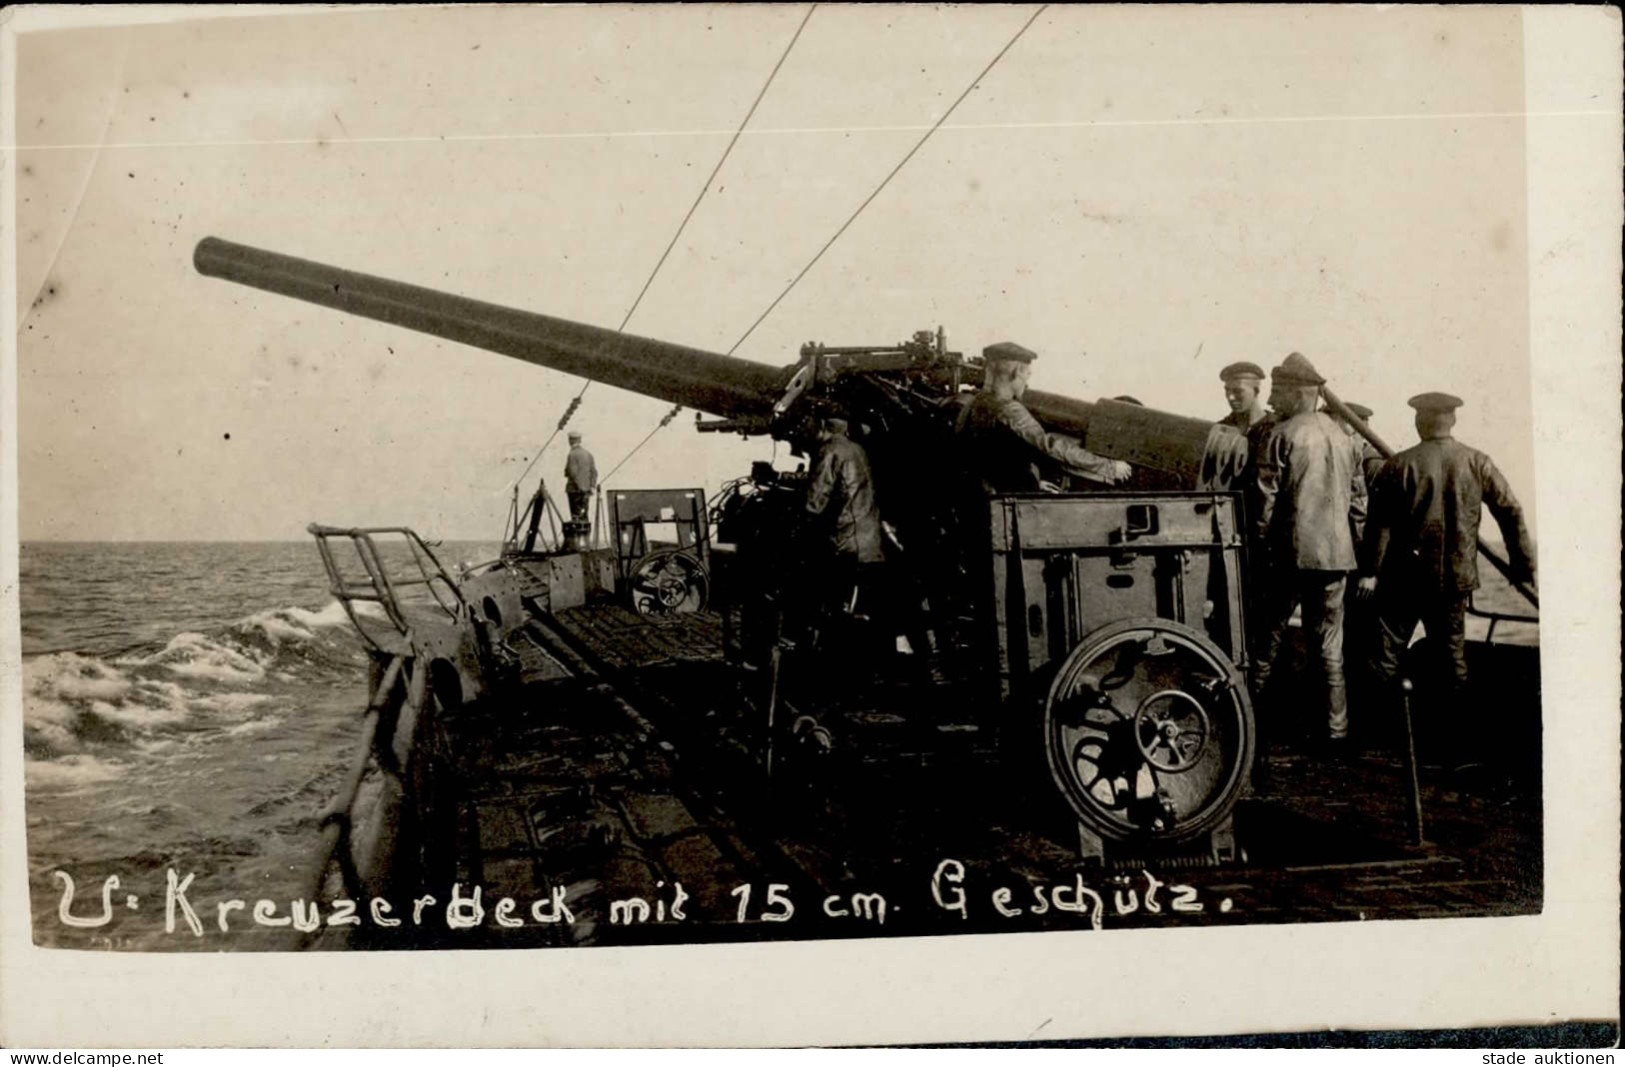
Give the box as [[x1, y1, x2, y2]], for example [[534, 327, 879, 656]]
[[196, 237, 1223, 479], [194, 237, 787, 419], [1027, 392, 1217, 483]]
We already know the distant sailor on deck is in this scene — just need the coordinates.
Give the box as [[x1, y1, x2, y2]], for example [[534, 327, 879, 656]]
[[564, 431, 597, 524], [955, 342, 1131, 493], [1251, 352, 1368, 745], [1359, 393, 1536, 697]]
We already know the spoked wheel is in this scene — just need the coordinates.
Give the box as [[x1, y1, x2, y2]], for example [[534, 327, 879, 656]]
[[1044, 617, 1254, 843], [627, 548, 709, 615]]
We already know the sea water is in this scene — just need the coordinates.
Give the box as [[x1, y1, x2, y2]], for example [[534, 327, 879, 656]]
[[19, 540, 500, 951]]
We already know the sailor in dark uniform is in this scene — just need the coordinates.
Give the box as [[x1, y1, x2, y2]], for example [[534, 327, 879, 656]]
[[1359, 393, 1536, 696], [804, 416, 885, 651], [1215, 362, 1277, 635], [955, 341, 1131, 493], [1218, 362, 1271, 433]]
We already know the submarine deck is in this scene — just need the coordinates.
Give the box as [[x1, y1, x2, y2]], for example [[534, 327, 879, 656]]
[[343, 603, 1541, 949]]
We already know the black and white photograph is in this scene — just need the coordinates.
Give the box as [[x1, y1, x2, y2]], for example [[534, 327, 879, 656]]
[[1, 3, 1618, 1048]]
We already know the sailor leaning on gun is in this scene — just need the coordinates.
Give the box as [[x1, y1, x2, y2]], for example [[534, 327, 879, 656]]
[[955, 341, 1132, 493]]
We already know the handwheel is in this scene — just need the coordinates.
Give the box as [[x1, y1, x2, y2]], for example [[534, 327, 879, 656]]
[[627, 548, 709, 615], [1044, 617, 1253, 843]]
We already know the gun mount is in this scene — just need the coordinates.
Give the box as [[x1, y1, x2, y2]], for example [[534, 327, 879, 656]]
[[197, 236, 1264, 884]]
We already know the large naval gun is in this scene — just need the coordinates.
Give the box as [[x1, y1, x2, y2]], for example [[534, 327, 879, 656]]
[[194, 238, 1541, 949]]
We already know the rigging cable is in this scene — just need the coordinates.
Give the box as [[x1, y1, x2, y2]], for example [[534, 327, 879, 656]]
[[602, 3, 1049, 483], [724, 3, 1049, 359], [504, 3, 819, 499], [600, 404, 685, 484]]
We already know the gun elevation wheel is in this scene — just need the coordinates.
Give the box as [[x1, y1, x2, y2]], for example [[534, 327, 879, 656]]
[[627, 548, 709, 615], [1044, 617, 1253, 843]]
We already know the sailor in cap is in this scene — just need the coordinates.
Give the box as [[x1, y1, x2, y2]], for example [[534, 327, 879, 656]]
[[1251, 352, 1368, 746], [1359, 392, 1535, 711], [1215, 362, 1277, 583], [803, 414, 887, 652], [1318, 399, 1386, 699], [564, 430, 597, 525], [955, 342, 1132, 493], [1218, 361, 1270, 433]]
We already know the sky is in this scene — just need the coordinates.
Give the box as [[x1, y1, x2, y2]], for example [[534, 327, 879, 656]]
[[13, 4, 1538, 541]]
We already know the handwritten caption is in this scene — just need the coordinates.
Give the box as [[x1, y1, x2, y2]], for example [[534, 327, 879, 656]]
[[50, 860, 1231, 937]]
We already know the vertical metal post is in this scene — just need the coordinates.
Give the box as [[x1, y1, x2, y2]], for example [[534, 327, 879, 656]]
[[763, 643, 785, 781], [1399, 677, 1427, 849]]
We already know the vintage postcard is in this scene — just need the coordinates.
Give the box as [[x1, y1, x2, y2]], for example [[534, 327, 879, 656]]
[[2, 3, 1619, 1048]]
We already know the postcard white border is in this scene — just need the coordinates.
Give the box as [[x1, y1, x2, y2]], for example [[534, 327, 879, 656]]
[[1, 4, 1618, 1048]]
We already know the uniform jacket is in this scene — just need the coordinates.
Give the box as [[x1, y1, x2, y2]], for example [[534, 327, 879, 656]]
[[1357, 440, 1385, 487], [1237, 415, 1278, 533], [806, 435, 884, 563], [1197, 424, 1252, 490], [564, 446, 597, 494], [954, 392, 1119, 493], [1365, 436, 1534, 594], [1254, 411, 1367, 571], [1199, 417, 1276, 530]]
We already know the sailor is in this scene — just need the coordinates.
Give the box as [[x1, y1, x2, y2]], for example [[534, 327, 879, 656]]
[[804, 416, 885, 649], [1324, 401, 1385, 487], [1358, 393, 1536, 698], [1322, 400, 1385, 706], [563, 431, 597, 524], [1215, 361, 1277, 547], [955, 341, 1131, 493], [1250, 352, 1368, 745], [1218, 362, 1271, 433]]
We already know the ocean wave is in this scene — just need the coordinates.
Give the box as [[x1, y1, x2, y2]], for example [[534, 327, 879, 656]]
[[192, 692, 276, 715], [88, 685, 190, 730], [23, 655, 188, 755], [100, 598, 369, 685], [23, 596, 370, 767], [24, 753, 129, 789], [233, 600, 358, 644], [225, 600, 373, 673], [222, 714, 285, 737], [23, 649, 278, 755], [29, 653, 132, 704], [118, 631, 268, 683]]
